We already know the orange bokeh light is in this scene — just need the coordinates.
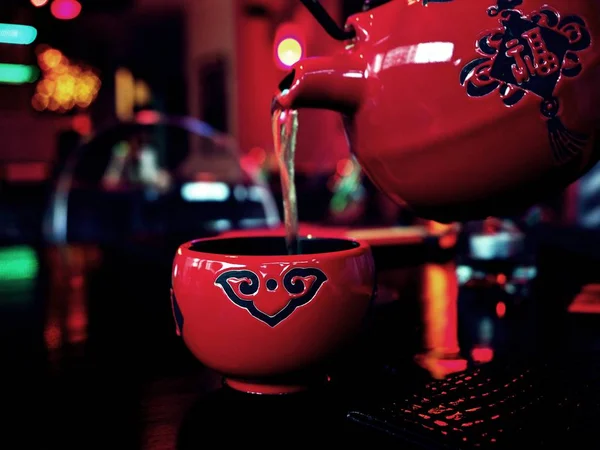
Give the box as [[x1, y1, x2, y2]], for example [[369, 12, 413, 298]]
[[33, 46, 101, 113]]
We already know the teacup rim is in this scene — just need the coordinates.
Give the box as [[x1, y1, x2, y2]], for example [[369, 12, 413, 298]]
[[176, 234, 371, 261]]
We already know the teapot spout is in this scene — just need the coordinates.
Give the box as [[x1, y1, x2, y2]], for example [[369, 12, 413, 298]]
[[273, 55, 366, 114]]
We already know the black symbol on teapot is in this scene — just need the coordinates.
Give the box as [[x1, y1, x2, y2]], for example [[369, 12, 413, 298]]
[[460, 1, 591, 164]]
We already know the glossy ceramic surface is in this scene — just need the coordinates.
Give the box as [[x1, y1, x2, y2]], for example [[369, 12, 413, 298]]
[[276, 0, 600, 222], [171, 234, 375, 394]]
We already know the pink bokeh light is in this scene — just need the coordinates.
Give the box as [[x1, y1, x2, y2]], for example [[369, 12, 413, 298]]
[[50, 0, 82, 20]]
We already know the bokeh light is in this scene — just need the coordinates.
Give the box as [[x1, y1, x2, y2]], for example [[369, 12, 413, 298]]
[[0, 63, 39, 84], [50, 0, 82, 20], [273, 23, 305, 70], [33, 46, 101, 113], [0, 23, 38, 45], [276, 38, 303, 68], [72, 114, 92, 136], [496, 301, 507, 318], [31, 0, 49, 7]]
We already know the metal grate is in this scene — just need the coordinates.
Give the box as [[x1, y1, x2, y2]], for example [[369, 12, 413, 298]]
[[348, 356, 600, 449]]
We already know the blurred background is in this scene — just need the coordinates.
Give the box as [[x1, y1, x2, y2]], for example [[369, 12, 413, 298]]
[[1, 0, 600, 448], [2, 0, 427, 252], [0, 2, 413, 446]]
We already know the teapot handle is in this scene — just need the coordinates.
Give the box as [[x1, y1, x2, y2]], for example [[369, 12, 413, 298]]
[[300, 0, 355, 41]]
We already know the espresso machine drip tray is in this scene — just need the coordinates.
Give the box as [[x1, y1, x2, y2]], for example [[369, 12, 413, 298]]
[[347, 355, 600, 449]]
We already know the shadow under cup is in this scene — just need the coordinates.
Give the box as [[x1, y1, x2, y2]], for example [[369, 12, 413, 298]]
[[172, 235, 375, 394]]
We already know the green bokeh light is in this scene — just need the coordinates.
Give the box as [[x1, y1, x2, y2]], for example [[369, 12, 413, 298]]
[[0, 63, 40, 84], [0, 246, 39, 282]]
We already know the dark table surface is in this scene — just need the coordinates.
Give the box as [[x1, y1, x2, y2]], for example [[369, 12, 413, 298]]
[[2, 225, 600, 449]]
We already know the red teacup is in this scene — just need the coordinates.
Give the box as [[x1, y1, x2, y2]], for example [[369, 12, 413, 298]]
[[171, 233, 375, 394]]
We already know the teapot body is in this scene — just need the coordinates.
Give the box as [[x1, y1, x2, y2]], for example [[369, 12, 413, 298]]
[[342, 0, 600, 222]]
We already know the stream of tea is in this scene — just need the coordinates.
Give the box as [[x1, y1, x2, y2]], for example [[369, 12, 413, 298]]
[[272, 108, 300, 255]]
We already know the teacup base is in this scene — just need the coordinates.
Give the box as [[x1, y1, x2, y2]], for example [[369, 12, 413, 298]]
[[224, 375, 330, 395]]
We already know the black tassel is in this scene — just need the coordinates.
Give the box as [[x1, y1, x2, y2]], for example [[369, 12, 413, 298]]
[[546, 116, 588, 164]]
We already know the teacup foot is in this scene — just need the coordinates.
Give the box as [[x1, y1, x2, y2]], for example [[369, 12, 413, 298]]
[[224, 375, 330, 395]]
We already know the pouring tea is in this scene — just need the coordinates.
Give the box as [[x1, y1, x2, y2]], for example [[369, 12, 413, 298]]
[[274, 0, 600, 223]]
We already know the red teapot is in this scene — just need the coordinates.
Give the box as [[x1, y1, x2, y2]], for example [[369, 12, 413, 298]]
[[274, 0, 600, 223]]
